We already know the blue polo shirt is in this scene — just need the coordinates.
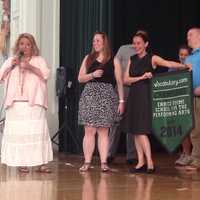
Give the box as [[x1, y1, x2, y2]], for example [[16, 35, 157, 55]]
[[185, 48, 200, 89]]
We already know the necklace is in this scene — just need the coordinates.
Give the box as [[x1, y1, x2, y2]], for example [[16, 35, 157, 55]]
[[22, 56, 32, 62], [19, 56, 32, 95]]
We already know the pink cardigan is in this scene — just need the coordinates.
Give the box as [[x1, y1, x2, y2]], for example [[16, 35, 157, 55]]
[[0, 56, 50, 109]]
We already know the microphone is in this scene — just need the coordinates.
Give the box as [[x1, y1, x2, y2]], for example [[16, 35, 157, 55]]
[[18, 51, 25, 95], [11, 51, 24, 69], [18, 51, 24, 61]]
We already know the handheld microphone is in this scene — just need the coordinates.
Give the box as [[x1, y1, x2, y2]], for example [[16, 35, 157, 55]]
[[18, 51, 25, 95], [18, 51, 24, 61], [11, 51, 24, 69]]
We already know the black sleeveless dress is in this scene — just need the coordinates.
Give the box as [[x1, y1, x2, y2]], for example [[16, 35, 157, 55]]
[[123, 54, 154, 134]]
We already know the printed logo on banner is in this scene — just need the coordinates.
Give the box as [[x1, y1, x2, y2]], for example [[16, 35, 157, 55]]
[[150, 70, 194, 153]]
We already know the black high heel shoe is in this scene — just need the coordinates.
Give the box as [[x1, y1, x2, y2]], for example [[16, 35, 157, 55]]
[[129, 165, 147, 173]]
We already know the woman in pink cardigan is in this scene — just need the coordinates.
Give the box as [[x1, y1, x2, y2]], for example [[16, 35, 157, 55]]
[[0, 33, 53, 173]]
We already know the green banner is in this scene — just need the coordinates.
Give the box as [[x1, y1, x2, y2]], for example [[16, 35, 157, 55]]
[[150, 70, 194, 153]]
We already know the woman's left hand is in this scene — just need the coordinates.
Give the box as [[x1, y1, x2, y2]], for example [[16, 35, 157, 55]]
[[118, 102, 125, 115], [144, 72, 153, 79], [19, 61, 30, 71]]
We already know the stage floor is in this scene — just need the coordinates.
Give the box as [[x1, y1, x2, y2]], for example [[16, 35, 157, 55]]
[[1, 153, 200, 200]]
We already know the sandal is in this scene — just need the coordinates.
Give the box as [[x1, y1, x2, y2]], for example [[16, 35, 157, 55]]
[[36, 165, 52, 173], [101, 163, 110, 172], [185, 164, 199, 171], [18, 167, 29, 173], [79, 163, 91, 172]]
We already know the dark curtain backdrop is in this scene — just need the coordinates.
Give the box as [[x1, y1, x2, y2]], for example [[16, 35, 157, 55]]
[[114, 0, 200, 59], [59, 0, 200, 153], [59, 0, 114, 153]]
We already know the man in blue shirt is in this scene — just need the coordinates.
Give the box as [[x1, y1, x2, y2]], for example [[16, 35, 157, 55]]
[[185, 27, 200, 170]]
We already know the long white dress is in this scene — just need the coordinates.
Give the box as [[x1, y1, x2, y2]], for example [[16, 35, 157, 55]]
[[1, 102, 53, 166]]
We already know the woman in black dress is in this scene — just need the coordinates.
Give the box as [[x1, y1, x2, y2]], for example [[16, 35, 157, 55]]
[[78, 31, 125, 172], [123, 30, 190, 173]]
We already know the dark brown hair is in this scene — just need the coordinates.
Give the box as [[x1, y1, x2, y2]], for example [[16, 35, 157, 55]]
[[86, 31, 112, 68], [179, 44, 192, 54], [13, 33, 40, 56], [133, 30, 149, 43]]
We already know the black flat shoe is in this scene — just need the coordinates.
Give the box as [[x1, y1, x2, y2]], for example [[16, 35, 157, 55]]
[[129, 165, 147, 173], [146, 167, 156, 174]]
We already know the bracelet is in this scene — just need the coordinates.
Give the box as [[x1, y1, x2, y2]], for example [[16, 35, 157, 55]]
[[119, 100, 125, 103]]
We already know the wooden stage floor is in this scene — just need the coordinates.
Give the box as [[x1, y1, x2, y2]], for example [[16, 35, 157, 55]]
[[1, 153, 200, 200]]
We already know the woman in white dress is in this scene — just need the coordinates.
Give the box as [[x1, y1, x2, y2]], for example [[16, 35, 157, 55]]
[[0, 33, 53, 173]]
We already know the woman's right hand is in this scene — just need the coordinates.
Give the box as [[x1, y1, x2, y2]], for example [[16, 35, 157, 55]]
[[11, 57, 20, 67], [92, 69, 104, 78], [118, 102, 125, 115]]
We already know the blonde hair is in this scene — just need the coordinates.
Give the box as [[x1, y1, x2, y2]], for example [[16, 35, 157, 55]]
[[0, 31, 6, 53], [13, 33, 40, 56]]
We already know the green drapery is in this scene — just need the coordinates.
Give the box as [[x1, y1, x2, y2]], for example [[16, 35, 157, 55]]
[[59, 0, 114, 153]]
